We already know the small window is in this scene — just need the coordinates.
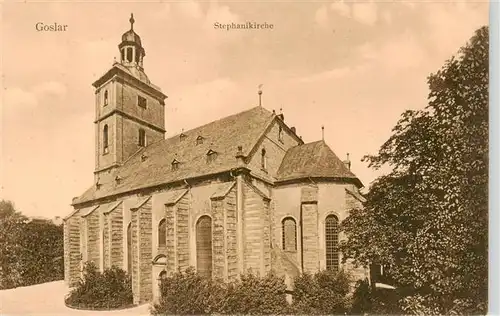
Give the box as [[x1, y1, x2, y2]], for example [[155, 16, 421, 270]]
[[135, 50, 140, 63], [103, 124, 109, 154], [278, 126, 283, 143], [196, 136, 204, 145], [158, 219, 166, 247], [137, 95, 147, 109], [103, 90, 109, 106], [171, 160, 180, 171], [207, 150, 217, 163], [282, 217, 297, 252], [261, 148, 267, 170], [126, 47, 133, 62], [121, 49, 125, 62], [138, 129, 146, 147], [180, 133, 186, 142]]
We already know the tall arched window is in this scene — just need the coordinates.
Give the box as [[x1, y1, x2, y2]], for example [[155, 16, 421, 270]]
[[127, 222, 132, 274], [282, 217, 297, 252], [103, 90, 108, 106], [196, 216, 212, 278], [126, 47, 133, 62], [138, 128, 146, 147], [158, 219, 166, 247], [103, 125, 109, 154], [261, 148, 267, 170], [325, 215, 339, 271]]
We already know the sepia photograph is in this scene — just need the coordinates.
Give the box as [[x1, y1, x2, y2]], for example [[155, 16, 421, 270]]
[[0, 1, 491, 315]]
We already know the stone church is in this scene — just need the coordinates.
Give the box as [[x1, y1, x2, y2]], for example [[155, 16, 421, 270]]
[[63, 15, 368, 304]]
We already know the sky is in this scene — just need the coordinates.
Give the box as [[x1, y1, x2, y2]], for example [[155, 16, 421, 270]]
[[0, 1, 489, 218]]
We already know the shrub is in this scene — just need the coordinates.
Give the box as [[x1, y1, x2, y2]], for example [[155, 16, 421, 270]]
[[65, 262, 133, 310], [350, 278, 372, 314], [349, 279, 404, 315], [221, 271, 290, 315], [291, 269, 351, 315], [151, 267, 291, 315], [152, 267, 225, 315]]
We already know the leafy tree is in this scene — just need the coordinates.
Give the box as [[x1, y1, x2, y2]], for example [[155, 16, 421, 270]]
[[340, 26, 488, 315], [0, 200, 28, 288], [0, 200, 64, 289]]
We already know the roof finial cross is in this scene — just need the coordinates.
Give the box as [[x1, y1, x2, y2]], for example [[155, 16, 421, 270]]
[[130, 13, 135, 30], [321, 125, 325, 140]]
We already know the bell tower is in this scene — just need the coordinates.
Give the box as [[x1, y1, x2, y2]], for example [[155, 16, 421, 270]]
[[92, 14, 167, 184]]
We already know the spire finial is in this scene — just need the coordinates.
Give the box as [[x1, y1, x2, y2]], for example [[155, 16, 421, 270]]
[[258, 84, 263, 107], [130, 13, 135, 30], [321, 125, 325, 140]]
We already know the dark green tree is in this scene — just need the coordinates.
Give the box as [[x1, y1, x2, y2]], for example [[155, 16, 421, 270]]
[[340, 26, 488, 315], [0, 200, 28, 289]]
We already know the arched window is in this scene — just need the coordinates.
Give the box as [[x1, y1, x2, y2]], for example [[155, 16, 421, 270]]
[[261, 148, 267, 170], [196, 216, 212, 278], [158, 219, 166, 247], [127, 222, 132, 274], [103, 90, 108, 106], [159, 270, 167, 288], [325, 215, 339, 271], [282, 217, 297, 252], [103, 125, 109, 154], [135, 49, 140, 63], [126, 47, 133, 62], [138, 128, 146, 147]]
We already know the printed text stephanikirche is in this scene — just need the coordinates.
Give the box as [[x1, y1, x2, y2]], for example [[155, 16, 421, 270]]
[[214, 21, 274, 30]]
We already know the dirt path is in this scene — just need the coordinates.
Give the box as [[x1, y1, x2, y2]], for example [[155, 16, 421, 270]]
[[0, 281, 150, 315]]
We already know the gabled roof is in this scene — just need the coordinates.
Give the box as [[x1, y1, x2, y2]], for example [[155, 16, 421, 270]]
[[277, 140, 363, 187], [73, 106, 278, 205]]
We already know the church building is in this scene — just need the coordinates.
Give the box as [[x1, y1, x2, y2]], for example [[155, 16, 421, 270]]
[[63, 15, 368, 304]]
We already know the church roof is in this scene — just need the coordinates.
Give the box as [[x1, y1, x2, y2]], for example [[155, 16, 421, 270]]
[[73, 106, 277, 205], [277, 140, 363, 187]]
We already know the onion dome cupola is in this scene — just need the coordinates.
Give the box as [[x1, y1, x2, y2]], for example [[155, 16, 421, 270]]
[[119, 13, 146, 68]]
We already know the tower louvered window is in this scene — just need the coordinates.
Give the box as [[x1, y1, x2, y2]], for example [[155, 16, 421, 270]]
[[325, 215, 339, 271], [103, 125, 109, 154]]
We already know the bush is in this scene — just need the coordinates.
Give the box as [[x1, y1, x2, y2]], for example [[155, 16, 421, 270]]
[[221, 271, 290, 315], [151, 267, 291, 315], [65, 262, 133, 310], [291, 269, 351, 315], [350, 278, 372, 314], [349, 279, 404, 315]]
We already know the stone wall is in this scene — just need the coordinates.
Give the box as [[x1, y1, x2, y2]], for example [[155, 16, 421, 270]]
[[165, 204, 176, 274], [110, 203, 124, 268], [242, 182, 266, 276], [225, 186, 238, 281], [64, 211, 81, 286], [85, 210, 100, 266], [176, 194, 190, 272], [211, 198, 226, 279], [138, 199, 153, 303]]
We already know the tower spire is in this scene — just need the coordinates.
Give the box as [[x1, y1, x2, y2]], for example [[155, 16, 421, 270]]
[[258, 84, 263, 107], [129, 13, 135, 30], [321, 125, 325, 140]]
